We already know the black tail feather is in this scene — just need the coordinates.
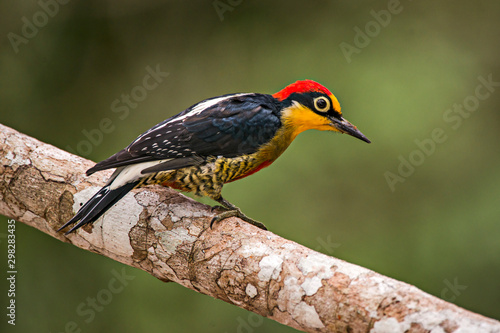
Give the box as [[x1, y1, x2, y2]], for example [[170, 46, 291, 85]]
[[58, 181, 139, 235]]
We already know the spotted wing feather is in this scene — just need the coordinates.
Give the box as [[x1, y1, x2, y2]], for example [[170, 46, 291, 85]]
[[87, 93, 281, 175]]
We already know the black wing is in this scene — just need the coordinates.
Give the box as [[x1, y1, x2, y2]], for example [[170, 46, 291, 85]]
[[87, 93, 281, 175]]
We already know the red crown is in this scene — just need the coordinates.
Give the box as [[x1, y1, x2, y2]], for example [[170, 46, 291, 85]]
[[272, 80, 332, 101]]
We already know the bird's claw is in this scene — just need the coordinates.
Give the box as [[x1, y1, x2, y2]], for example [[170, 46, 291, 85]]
[[210, 205, 225, 212], [210, 209, 267, 230]]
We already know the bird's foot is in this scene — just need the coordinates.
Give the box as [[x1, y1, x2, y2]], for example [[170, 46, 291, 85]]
[[210, 205, 225, 212], [210, 208, 267, 230]]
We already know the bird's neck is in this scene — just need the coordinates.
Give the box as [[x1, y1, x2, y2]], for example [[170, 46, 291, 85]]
[[256, 124, 298, 163], [255, 101, 328, 163]]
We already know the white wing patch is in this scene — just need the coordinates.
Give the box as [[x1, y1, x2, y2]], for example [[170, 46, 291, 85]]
[[109, 159, 172, 190], [174, 93, 252, 123]]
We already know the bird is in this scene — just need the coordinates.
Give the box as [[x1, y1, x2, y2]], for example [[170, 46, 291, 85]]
[[58, 79, 370, 234]]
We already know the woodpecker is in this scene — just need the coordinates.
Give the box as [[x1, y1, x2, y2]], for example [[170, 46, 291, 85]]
[[59, 80, 370, 234]]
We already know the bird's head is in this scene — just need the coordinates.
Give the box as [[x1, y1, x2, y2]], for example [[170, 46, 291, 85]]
[[273, 80, 371, 143]]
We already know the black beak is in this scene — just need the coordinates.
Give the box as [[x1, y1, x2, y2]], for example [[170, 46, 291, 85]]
[[330, 116, 371, 143]]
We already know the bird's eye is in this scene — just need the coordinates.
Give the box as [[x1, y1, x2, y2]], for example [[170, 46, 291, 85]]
[[314, 97, 330, 112]]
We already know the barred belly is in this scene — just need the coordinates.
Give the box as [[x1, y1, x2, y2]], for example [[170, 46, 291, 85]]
[[137, 154, 265, 200]]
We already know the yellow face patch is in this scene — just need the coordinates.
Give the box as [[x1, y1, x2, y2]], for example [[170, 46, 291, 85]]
[[329, 94, 342, 115], [281, 101, 338, 140]]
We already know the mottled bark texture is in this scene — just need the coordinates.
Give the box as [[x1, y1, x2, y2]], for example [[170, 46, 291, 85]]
[[1, 123, 499, 333]]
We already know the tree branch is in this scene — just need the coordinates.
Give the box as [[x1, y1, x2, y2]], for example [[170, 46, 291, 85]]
[[1, 123, 499, 333]]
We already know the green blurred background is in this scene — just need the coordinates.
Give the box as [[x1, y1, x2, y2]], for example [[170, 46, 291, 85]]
[[1, 1, 499, 332]]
